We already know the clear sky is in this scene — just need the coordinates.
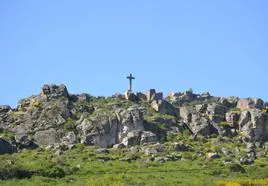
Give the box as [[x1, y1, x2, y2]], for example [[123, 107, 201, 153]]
[[1, 0, 267, 107]]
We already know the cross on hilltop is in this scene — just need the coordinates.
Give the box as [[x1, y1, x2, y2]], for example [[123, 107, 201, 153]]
[[127, 73, 135, 93]]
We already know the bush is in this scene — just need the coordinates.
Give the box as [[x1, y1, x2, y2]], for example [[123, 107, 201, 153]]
[[40, 166, 65, 178], [32, 101, 41, 108], [0, 163, 31, 179], [64, 118, 76, 131], [228, 163, 246, 173], [218, 122, 229, 127]]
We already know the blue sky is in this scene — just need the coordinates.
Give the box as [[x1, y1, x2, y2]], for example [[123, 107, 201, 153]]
[[1, 0, 267, 107]]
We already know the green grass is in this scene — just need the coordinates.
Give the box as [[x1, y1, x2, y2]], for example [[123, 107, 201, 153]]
[[0, 142, 267, 186]]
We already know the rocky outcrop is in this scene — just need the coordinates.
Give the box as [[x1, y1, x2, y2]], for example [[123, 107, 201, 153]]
[[15, 134, 38, 149], [0, 105, 13, 129], [206, 103, 227, 116], [1, 83, 268, 152], [237, 98, 264, 110], [78, 112, 118, 147], [226, 112, 240, 127], [151, 100, 177, 116], [77, 106, 157, 148], [146, 89, 163, 102], [180, 106, 217, 136], [34, 128, 65, 146], [239, 109, 268, 141], [168, 90, 197, 104], [125, 92, 139, 102], [41, 84, 69, 99], [140, 131, 158, 145]]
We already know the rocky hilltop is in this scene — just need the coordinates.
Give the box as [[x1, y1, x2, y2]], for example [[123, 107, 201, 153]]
[[1, 84, 268, 165]]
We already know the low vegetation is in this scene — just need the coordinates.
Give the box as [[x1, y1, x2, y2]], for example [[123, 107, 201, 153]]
[[0, 139, 267, 186]]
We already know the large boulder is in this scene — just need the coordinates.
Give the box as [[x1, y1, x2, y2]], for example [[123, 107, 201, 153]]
[[0, 137, 17, 154], [140, 131, 158, 145], [124, 92, 139, 102], [237, 98, 264, 110], [180, 106, 217, 136], [151, 100, 177, 116], [117, 106, 145, 143], [146, 89, 163, 102], [15, 134, 38, 149], [33, 128, 64, 146], [122, 131, 141, 147], [79, 112, 118, 148], [41, 84, 69, 99], [190, 113, 217, 136]]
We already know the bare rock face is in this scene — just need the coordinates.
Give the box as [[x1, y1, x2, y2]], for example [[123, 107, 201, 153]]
[[15, 134, 38, 149], [77, 93, 91, 102], [206, 103, 227, 116], [136, 92, 147, 101], [2, 83, 268, 151], [78, 106, 150, 148], [180, 106, 217, 136], [79, 112, 118, 148], [140, 131, 158, 145], [226, 112, 240, 127], [33, 128, 64, 146], [117, 106, 145, 144], [168, 90, 197, 104], [146, 89, 163, 102], [151, 100, 177, 116], [124, 92, 139, 102], [122, 131, 141, 147], [239, 109, 268, 141], [0, 105, 13, 130], [41, 84, 69, 99], [190, 113, 217, 136], [180, 107, 192, 123], [239, 111, 251, 130], [227, 96, 239, 106], [195, 104, 207, 113], [237, 98, 264, 110]]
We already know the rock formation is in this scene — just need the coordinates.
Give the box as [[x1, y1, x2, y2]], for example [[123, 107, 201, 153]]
[[0, 84, 267, 158]]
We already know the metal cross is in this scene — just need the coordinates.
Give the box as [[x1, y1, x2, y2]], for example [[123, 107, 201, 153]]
[[126, 73, 135, 93]]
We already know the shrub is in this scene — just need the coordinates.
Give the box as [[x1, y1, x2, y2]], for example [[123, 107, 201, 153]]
[[64, 118, 76, 131], [40, 166, 65, 178], [228, 163, 246, 173], [218, 122, 229, 127], [0, 163, 31, 179], [32, 101, 41, 108]]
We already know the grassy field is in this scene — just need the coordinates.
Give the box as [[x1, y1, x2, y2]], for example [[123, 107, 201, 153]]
[[0, 144, 268, 186]]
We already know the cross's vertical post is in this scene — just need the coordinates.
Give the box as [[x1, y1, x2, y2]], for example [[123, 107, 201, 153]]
[[127, 73, 135, 93]]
